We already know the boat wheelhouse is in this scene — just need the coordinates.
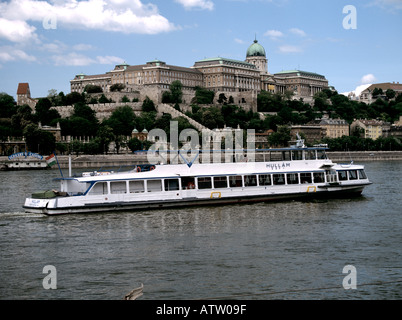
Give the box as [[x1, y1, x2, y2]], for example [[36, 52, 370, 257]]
[[23, 142, 372, 215]]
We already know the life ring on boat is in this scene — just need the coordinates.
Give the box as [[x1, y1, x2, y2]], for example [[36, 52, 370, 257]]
[[150, 166, 155, 171], [136, 167, 141, 172], [187, 182, 195, 189]]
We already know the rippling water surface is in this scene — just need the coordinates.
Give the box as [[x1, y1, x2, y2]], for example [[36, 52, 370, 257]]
[[0, 161, 401, 300]]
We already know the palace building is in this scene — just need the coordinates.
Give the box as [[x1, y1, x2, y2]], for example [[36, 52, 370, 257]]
[[70, 39, 329, 105]]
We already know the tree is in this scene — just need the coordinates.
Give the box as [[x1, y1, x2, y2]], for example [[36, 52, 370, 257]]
[[154, 113, 173, 134], [201, 106, 224, 129], [162, 81, 183, 104], [135, 111, 156, 132], [110, 83, 125, 92], [385, 89, 396, 100], [97, 125, 115, 154], [98, 94, 111, 103], [192, 87, 214, 104], [23, 123, 56, 154], [268, 126, 291, 148], [104, 105, 136, 137], [11, 104, 35, 135], [257, 91, 285, 112], [372, 88, 383, 97], [35, 98, 61, 125], [47, 89, 58, 99], [321, 88, 335, 99], [170, 80, 183, 104], [65, 92, 85, 105], [313, 91, 329, 112], [162, 91, 172, 103], [0, 93, 17, 118], [60, 102, 100, 137], [0, 119, 13, 142], [72, 102, 97, 122], [84, 84, 103, 93], [218, 93, 227, 104], [121, 95, 130, 103], [142, 96, 156, 112]]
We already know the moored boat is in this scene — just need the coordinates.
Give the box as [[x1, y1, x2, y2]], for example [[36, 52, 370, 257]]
[[2, 152, 49, 171], [23, 140, 372, 215]]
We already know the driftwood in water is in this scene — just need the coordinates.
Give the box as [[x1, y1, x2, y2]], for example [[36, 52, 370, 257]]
[[124, 283, 144, 300]]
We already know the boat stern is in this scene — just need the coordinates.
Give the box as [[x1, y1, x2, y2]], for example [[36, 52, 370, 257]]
[[23, 197, 52, 213], [23, 190, 59, 214]]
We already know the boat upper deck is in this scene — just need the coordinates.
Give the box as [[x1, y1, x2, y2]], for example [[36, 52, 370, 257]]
[[56, 144, 350, 183]]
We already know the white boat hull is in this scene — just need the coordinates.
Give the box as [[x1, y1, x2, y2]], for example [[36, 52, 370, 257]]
[[23, 182, 368, 216]]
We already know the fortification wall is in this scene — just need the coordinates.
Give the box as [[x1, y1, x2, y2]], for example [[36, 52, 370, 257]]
[[52, 102, 143, 120]]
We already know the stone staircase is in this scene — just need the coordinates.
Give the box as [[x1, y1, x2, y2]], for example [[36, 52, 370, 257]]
[[156, 103, 212, 133]]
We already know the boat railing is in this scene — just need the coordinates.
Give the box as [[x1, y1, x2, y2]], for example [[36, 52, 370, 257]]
[[73, 164, 156, 177], [147, 147, 329, 165]]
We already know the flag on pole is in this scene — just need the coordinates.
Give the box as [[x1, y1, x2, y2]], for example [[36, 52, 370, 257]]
[[46, 153, 57, 167]]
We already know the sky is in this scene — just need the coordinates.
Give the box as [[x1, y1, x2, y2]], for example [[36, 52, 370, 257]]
[[0, 0, 401, 100]]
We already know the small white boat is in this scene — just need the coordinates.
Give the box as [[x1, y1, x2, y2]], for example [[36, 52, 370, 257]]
[[1, 160, 49, 170], [2, 152, 49, 171], [23, 139, 372, 215]]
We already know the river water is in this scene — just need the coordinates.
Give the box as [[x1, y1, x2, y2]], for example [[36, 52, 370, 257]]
[[0, 161, 401, 300]]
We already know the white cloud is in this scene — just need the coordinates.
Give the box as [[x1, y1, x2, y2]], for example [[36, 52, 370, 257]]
[[0, 0, 177, 42], [52, 52, 124, 66], [0, 46, 37, 62], [96, 55, 125, 65], [73, 44, 95, 51], [0, 18, 38, 43], [52, 53, 94, 66], [279, 45, 302, 53], [264, 29, 284, 40], [42, 40, 68, 53], [289, 28, 306, 37], [370, 0, 402, 10], [175, 0, 214, 10], [361, 74, 377, 85], [234, 38, 245, 44]]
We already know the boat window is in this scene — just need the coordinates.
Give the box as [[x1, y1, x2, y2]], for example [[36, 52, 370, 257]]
[[164, 179, 179, 191], [110, 181, 127, 194], [129, 180, 144, 193], [198, 177, 212, 189], [269, 151, 282, 162], [317, 150, 327, 159], [213, 176, 228, 189], [313, 172, 325, 183], [300, 173, 312, 184], [229, 176, 243, 188], [282, 151, 291, 161], [291, 150, 303, 161], [287, 173, 299, 184], [147, 179, 162, 192], [338, 170, 348, 181], [358, 169, 367, 179], [182, 177, 196, 190], [258, 174, 271, 186], [244, 175, 257, 187], [89, 182, 108, 195], [273, 174, 285, 185], [305, 150, 316, 160], [348, 170, 358, 180]]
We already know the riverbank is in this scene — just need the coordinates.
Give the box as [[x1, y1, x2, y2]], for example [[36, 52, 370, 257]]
[[2, 151, 401, 169], [327, 151, 402, 162]]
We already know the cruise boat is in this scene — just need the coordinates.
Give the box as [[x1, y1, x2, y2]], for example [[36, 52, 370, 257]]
[[23, 139, 372, 215]]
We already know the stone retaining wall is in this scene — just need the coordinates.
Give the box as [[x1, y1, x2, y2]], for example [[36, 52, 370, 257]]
[[2, 151, 401, 170]]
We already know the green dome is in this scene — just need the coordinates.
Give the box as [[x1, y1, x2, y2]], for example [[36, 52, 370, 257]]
[[246, 39, 266, 57]]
